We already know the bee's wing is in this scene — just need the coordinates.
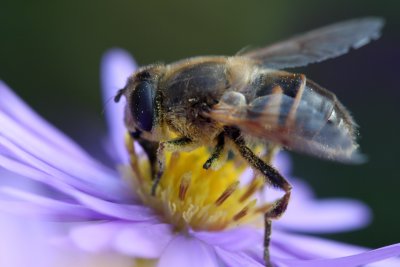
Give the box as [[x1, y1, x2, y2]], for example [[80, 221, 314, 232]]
[[209, 91, 365, 163], [242, 17, 384, 69]]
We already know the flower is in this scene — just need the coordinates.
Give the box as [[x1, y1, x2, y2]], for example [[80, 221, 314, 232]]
[[0, 48, 399, 267], [0, 169, 135, 267]]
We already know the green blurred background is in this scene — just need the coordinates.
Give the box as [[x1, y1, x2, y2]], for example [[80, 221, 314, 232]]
[[1, 0, 399, 249]]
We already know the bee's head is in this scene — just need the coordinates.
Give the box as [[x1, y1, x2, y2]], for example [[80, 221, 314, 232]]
[[115, 66, 163, 136]]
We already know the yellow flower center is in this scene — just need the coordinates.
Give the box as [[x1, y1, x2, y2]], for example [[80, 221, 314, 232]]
[[123, 134, 271, 232]]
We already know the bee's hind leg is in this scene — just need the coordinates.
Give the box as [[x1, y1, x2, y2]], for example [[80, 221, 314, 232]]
[[151, 137, 193, 196], [224, 126, 291, 267]]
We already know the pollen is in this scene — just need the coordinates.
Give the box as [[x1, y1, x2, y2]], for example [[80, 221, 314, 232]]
[[123, 134, 270, 232]]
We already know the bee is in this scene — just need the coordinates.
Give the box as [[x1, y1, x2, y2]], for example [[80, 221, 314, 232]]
[[115, 17, 383, 267]]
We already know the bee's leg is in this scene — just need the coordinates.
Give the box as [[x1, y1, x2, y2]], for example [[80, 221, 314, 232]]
[[125, 132, 142, 179], [203, 132, 225, 170], [151, 137, 193, 196], [224, 126, 291, 267], [224, 126, 292, 193], [263, 192, 291, 267], [263, 219, 273, 267], [127, 131, 159, 179]]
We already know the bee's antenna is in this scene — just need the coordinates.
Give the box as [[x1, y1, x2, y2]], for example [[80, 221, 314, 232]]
[[114, 88, 125, 103], [101, 88, 125, 116]]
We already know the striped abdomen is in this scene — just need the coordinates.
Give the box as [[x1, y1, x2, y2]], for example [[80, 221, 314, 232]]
[[211, 69, 363, 163]]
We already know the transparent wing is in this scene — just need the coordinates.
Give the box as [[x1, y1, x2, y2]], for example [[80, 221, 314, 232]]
[[209, 92, 365, 163], [242, 17, 384, 69]]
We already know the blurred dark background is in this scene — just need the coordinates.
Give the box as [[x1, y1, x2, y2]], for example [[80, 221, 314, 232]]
[[1, 0, 399, 249]]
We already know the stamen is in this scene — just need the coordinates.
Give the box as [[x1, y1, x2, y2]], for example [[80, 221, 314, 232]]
[[233, 206, 250, 221], [126, 144, 269, 232], [179, 173, 191, 201], [215, 181, 240, 206], [233, 199, 257, 221]]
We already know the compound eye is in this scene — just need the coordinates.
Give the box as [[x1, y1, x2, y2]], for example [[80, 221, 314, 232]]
[[130, 81, 155, 132]]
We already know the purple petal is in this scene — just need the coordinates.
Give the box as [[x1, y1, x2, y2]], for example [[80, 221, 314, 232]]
[[114, 223, 173, 258], [193, 226, 263, 252], [0, 200, 97, 221], [0, 153, 90, 200], [64, 190, 156, 222], [158, 235, 219, 267], [256, 177, 371, 233], [271, 230, 367, 260], [276, 243, 400, 267], [0, 154, 155, 221], [70, 222, 122, 252], [101, 49, 137, 164], [0, 134, 112, 200], [215, 248, 265, 267], [0, 109, 130, 201], [51, 181, 156, 221], [0, 212, 57, 267], [277, 198, 371, 233], [71, 221, 173, 258], [0, 81, 105, 170], [366, 256, 400, 267], [271, 230, 400, 266], [0, 187, 107, 221]]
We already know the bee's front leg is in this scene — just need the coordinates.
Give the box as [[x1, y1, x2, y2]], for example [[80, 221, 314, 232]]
[[203, 132, 225, 170], [151, 137, 193, 196]]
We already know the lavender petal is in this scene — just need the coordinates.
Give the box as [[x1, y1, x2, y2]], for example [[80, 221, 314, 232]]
[[113, 223, 173, 258], [158, 235, 219, 267], [271, 230, 367, 260], [0, 155, 155, 221], [278, 198, 371, 233], [66, 192, 157, 222], [276, 244, 400, 267], [70, 222, 123, 252], [0, 200, 98, 221], [71, 221, 173, 259], [0, 110, 130, 201], [0, 187, 107, 221], [0, 212, 57, 267], [0, 81, 106, 171], [256, 177, 371, 233], [101, 49, 137, 164], [0, 153, 92, 200], [215, 248, 265, 267], [271, 230, 400, 267], [193, 226, 263, 252]]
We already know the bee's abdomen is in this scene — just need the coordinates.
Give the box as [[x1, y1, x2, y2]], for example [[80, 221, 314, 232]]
[[247, 70, 359, 162], [255, 72, 304, 99], [252, 71, 354, 133]]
